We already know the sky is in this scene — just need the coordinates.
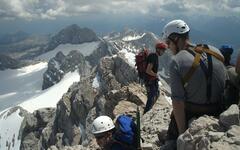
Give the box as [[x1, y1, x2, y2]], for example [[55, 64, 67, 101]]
[[0, 0, 239, 34], [0, 0, 239, 49]]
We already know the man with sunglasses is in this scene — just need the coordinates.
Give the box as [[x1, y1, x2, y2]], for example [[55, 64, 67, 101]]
[[162, 20, 227, 144], [92, 116, 134, 150], [144, 42, 167, 114]]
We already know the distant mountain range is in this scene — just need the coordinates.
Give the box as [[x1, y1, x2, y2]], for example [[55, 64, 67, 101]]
[[0, 31, 29, 45]]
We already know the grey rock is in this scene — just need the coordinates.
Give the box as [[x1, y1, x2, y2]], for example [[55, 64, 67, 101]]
[[20, 132, 40, 150], [97, 53, 138, 94], [196, 137, 211, 150], [98, 56, 121, 93], [208, 131, 224, 141], [20, 108, 56, 150], [103, 84, 146, 118], [0, 54, 22, 70], [227, 125, 240, 137], [113, 52, 138, 85], [141, 94, 172, 148], [188, 116, 220, 135], [86, 41, 117, 67], [42, 50, 88, 89], [177, 106, 240, 150], [219, 104, 240, 128]]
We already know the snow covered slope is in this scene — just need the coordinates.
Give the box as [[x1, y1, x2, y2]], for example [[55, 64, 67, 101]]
[[36, 41, 100, 61], [19, 70, 80, 113], [0, 70, 80, 150], [0, 62, 47, 111]]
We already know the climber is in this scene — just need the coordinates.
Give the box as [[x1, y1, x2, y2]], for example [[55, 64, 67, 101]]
[[92, 115, 137, 150], [162, 19, 227, 143], [219, 45, 240, 107], [219, 44, 234, 67], [143, 42, 167, 114]]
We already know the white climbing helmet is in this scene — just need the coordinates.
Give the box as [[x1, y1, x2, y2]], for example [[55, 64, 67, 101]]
[[162, 19, 190, 40], [92, 116, 115, 135]]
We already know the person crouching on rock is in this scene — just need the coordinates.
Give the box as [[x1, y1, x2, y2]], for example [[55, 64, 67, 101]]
[[92, 116, 134, 150]]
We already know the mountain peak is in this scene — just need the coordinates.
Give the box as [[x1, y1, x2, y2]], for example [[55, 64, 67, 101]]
[[46, 24, 99, 51]]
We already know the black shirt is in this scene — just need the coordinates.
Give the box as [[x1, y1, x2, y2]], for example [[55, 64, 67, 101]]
[[147, 53, 158, 74]]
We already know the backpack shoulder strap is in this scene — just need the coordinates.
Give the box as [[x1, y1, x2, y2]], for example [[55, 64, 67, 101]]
[[183, 44, 225, 87], [194, 45, 225, 63], [182, 50, 201, 87]]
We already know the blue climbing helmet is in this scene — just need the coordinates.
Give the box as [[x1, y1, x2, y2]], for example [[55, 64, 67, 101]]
[[220, 45, 233, 55]]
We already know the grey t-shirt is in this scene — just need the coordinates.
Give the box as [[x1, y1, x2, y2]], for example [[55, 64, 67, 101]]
[[170, 45, 227, 104]]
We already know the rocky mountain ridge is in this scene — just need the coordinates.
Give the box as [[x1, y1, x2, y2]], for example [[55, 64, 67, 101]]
[[19, 46, 240, 149], [1, 25, 239, 150]]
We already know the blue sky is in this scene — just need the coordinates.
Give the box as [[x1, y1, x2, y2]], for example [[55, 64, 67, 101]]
[[0, 0, 239, 35]]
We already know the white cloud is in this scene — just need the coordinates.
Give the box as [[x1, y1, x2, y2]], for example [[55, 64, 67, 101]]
[[0, 0, 239, 20]]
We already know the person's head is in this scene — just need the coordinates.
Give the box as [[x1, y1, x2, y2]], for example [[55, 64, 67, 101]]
[[162, 19, 190, 54], [220, 45, 233, 66], [155, 42, 167, 56], [92, 116, 115, 148]]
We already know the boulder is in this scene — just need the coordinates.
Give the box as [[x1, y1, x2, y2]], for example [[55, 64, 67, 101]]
[[177, 105, 240, 150], [20, 108, 55, 150], [219, 104, 240, 128]]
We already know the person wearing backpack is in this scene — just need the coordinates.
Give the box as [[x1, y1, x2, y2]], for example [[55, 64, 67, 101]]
[[92, 115, 138, 150], [143, 42, 167, 114], [161, 19, 227, 143]]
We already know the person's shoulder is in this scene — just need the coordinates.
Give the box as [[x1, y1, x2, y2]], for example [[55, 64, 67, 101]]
[[175, 49, 192, 62]]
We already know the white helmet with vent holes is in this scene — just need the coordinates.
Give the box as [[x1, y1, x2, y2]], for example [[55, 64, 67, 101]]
[[162, 19, 190, 40], [92, 116, 115, 135]]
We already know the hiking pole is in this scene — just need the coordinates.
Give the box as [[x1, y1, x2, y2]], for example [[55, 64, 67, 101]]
[[136, 106, 141, 150]]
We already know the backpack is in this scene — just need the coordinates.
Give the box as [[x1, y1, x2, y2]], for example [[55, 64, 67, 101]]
[[114, 115, 138, 149], [182, 44, 238, 111], [135, 48, 149, 82]]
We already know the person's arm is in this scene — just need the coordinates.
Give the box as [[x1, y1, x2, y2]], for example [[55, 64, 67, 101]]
[[172, 100, 186, 134], [169, 58, 187, 134], [236, 53, 240, 75], [146, 63, 157, 77]]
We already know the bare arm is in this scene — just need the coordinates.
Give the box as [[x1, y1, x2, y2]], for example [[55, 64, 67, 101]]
[[146, 63, 157, 77], [172, 100, 186, 134]]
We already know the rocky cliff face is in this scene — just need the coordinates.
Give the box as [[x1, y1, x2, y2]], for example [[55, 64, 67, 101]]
[[85, 40, 118, 67], [20, 47, 240, 150], [97, 53, 138, 94], [20, 108, 55, 150], [177, 105, 240, 150], [18, 29, 240, 150], [0, 54, 22, 70], [42, 50, 89, 90]]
